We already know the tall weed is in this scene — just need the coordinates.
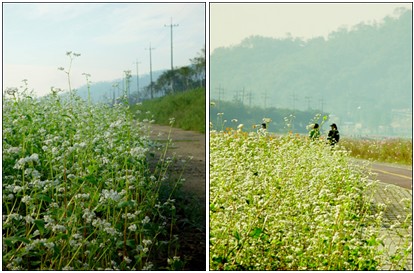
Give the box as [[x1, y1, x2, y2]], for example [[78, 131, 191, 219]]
[[341, 138, 412, 166]]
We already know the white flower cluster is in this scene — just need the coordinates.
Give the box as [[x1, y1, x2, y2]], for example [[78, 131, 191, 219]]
[[82, 208, 96, 223], [210, 130, 388, 270], [92, 218, 121, 237], [3, 89, 182, 270], [130, 146, 148, 159], [14, 153, 40, 169], [99, 189, 125, 203]]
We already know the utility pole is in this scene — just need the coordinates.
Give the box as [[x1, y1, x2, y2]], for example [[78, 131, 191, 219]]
[[165, 17, 179, 71], [247, 90, 252, 108], [305, 96, 312, 110], [165, 18, 179, 93], [262, 90, 268, 109], [145, 43, 155, 99], [291, 91, 298, 111], [234, 90, 239, 102], [133, 60, 141, 94], [217, 86, 224, 102], [216, 86, 224, 110], [319, 98, 325, 113]]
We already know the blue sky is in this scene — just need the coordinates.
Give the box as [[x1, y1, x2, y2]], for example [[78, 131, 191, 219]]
[[3, 2, 205, 96]]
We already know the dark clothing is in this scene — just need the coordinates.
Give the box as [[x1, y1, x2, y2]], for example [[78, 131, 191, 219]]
[[328, 129, 340, 145]]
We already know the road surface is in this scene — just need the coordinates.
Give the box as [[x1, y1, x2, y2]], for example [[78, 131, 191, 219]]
[[366, 162, 412, 189]]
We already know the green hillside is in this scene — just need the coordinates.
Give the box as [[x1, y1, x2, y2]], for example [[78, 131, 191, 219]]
[[210, 8, 412, 137], [132, 88, 206, 133]]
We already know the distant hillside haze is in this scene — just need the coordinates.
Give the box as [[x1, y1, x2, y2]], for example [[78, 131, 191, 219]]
[[73, 70, 165, 103], [210, 8, 412, 138]]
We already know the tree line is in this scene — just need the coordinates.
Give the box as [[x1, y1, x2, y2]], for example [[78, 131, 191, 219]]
[[210, 8, 411, 136]]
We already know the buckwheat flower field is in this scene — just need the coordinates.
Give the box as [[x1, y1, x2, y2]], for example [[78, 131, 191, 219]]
[[3, 90, 181, 270], [210, 129, 386, 270]]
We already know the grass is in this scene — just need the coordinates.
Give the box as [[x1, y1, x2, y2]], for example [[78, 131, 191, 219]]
[[340, 138, 412, 166], [131, 88, 206, 133], [209, 126, 412, 270]]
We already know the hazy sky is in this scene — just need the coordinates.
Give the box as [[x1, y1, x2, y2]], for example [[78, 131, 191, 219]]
[[210, 3, 412, 53], [3, 3, 205, 96]]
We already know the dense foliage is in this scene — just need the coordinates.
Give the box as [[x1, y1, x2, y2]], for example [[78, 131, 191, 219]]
[[3, 91, 184, 270], [210, 130, 386, 270]]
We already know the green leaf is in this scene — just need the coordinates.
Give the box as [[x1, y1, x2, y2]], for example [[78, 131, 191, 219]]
[[126, 239, 136, 247], [36, 193, 52, 203], [4, 236, 30, 246], [250, 227, 263, 239], [34, 219, 46, 235], [117, 200, 135, 209], [85, 174, 98, 185], [233, 230, 241, 241]]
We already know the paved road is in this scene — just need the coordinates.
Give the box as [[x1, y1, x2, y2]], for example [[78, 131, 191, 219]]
[[367, 162, 412, 189], [363, 161, 412, 270]]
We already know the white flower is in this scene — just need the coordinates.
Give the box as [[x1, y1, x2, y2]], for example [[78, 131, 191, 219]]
[[13, 186, 23, 193], [142, 262, 153, 270], [142, 239, 152, 246], [24, 215, 34, 223], [128, 224, 137, 232], [104, 227, 118, 236], [142, 216, 150, 224], [29, 153, 39, 162], [52, 224, 66, 233], [130, 147, 148, 159]]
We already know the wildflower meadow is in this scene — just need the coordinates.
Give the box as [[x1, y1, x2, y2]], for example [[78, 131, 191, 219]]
[[209, 123, 410, 270], [2, 53, 185, 270]]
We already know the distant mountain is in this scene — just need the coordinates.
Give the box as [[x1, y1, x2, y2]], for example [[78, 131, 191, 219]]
[[68, 70, 165, 103], [210, 8, 412, 137]]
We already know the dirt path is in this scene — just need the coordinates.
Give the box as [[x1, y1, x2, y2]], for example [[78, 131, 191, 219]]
[[149, 124, 206, 203], [148, 124, 206, 270]]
